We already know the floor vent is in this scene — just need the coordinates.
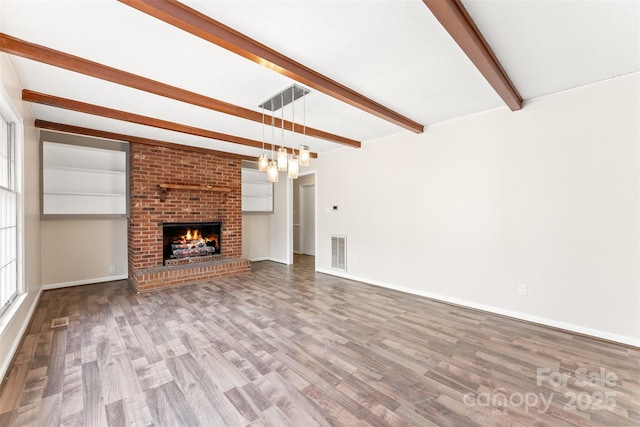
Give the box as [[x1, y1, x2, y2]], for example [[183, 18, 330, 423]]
[[331, 235, 347, 271], [50, 317, 69, 329]]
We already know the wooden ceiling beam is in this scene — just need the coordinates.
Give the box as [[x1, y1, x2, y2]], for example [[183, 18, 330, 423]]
[[118, 0, 424, 134], [0, 33, 357, 148], [423, 0, 523, 111], [35, 120, 255, 160], [24, 90, 318, 158]]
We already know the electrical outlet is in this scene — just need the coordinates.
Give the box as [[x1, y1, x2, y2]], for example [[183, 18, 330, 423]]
[[518, 284, 528, 296], [109, 265, 116, 273]]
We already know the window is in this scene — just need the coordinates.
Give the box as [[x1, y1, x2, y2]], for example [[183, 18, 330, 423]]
[[0, 112, 17, 316]]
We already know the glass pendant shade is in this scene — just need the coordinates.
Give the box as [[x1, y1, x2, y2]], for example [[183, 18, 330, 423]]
[[258, 153, 269, 172], [277, 147, 288, 171], [267, 160, 279, 183], [299, 145, 310, 166], [287, 154, 299, 179]]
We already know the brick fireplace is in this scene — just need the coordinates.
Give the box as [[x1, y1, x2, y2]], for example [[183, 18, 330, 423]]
[[128, 143, 250, 292]]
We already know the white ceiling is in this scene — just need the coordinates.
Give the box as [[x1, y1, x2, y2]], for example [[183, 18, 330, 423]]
[[0, 0, 638, 158]]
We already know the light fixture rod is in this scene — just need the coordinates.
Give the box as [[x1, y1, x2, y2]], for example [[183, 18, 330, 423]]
[[259, 84, 310, 111], [270, 107, 275, 157], [291, 86, 295, 148], [261, 106, 265, 150]]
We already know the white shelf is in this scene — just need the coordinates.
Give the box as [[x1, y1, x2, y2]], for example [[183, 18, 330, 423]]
[[241, 167, 273, 212], [44, 192, 125, 197], [42, 141, 128, 216], [44, 165, 124, 175], [242, 178, 273, 184]]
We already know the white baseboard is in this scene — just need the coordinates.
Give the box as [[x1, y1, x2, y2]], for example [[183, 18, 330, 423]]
[[250, 257, 291, 265], [0, 287, 43, 382], [41, 274, 128, 290], [266, 258, 291, 265], [316, 268, 639, 347]]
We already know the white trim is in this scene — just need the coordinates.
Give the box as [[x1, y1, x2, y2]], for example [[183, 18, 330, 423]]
[[316, 268, 640, 347], [0, 75, 26, 338], [0, 293, 28, 340], [251, 257, 290, 265], [286, 177, 293, 265], [0, 287, 42, 381], [41, 274, 128, 290], [295, 169, 317, 260]]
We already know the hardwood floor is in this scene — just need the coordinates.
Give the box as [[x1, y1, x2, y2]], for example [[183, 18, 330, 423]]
[[1, 255, 638, 426]]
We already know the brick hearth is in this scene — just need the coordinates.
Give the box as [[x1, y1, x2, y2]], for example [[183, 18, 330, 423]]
[[128, 143, 250, 292]]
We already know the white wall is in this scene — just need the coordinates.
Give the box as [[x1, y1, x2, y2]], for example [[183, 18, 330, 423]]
[[242, 175, 292, 264], [0, 53, 41, 379], [242, 213, 269, 261], [41, 218, 128, 286], [314, 73, 640, 345], [267, 176, 292, 264]]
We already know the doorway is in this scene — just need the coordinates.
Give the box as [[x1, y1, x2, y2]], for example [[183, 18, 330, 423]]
[[293, 173, 315, 264], [299, 183, 315, 256]]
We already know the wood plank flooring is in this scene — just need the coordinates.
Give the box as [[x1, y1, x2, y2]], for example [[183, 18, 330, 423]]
[[1, 255, 638, 426]]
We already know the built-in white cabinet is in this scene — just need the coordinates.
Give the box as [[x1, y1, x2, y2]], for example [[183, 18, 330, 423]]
[[41, 135, 128, 216], [242, 165, 273, 213]]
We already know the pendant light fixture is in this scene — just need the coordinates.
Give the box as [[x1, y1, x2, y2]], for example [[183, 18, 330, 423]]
[[299, 93, 310, 166], [299, 146, 310, 167], [267, 159, 279, 183], [259, 84, 310, 180], [266, 100, 279, 182], [258, 106, 269, 171], [277, 148, 288, 171], [258, 152, 269, 172], [287, 153, 299, 179], [287, 87, 299, 179], [276, 93, 288, 171]]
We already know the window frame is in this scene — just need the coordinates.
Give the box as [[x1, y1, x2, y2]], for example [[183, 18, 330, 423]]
[[0, 84, 24, 321]]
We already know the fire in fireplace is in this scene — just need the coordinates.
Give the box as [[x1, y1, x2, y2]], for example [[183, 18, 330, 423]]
[[162, 222, 222, 266]]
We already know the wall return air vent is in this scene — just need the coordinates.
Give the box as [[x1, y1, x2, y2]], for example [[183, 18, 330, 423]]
[[331, 235, 347, 271]]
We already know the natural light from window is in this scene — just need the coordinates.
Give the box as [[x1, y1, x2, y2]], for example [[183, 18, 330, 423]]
[[0, 112, 17, 317]]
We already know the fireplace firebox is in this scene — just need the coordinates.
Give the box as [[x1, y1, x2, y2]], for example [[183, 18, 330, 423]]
[[162, 222, 222, 266]]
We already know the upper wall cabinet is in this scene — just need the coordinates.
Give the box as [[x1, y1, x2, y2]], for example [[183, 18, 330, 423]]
[[241, 162, 273, 213], [41, 132, 129, 217]]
